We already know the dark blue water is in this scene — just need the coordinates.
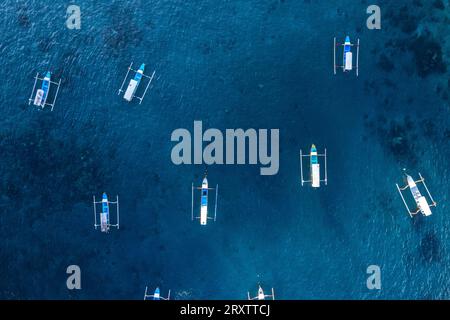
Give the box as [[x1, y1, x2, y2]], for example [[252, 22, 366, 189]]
[[0, 0, 449, 299]]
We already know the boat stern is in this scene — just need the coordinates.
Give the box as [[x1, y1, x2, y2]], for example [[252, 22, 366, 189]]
[[124, 79, 138, 101], [200, 204, 208, 225], [418, 196, 432, 216], [33, 89, 45, 106]]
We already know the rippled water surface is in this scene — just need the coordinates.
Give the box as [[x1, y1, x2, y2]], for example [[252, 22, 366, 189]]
[[0, 0, 449, 299]]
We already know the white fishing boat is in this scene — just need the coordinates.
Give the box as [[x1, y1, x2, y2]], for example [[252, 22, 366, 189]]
[[248, 285, 275, 300], [28, 71, 61, 111], [93, 193, 120, 232], [118, 62, 155, 104], [333, 36, 360, 76], [396, 172, 436, 217], [191, 172, 218, 225], [144, 286, 170, 301], [300, 144, 327, 188]]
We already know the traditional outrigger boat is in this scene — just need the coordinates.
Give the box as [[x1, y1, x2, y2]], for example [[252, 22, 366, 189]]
[[191, 173, 218, 225], [118, 62, 155, 104], [333, 36, 360, 76], [144, 286, 170, 300], [300, 144, 328, 188], [248, 285, 275, 300], [396, 172, 437, 217], [93, 193, 120, 232], [28, 71, 61, 111]]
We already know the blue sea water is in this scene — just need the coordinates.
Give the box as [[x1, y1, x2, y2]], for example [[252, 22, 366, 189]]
[[0, 0, 449, 299]]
